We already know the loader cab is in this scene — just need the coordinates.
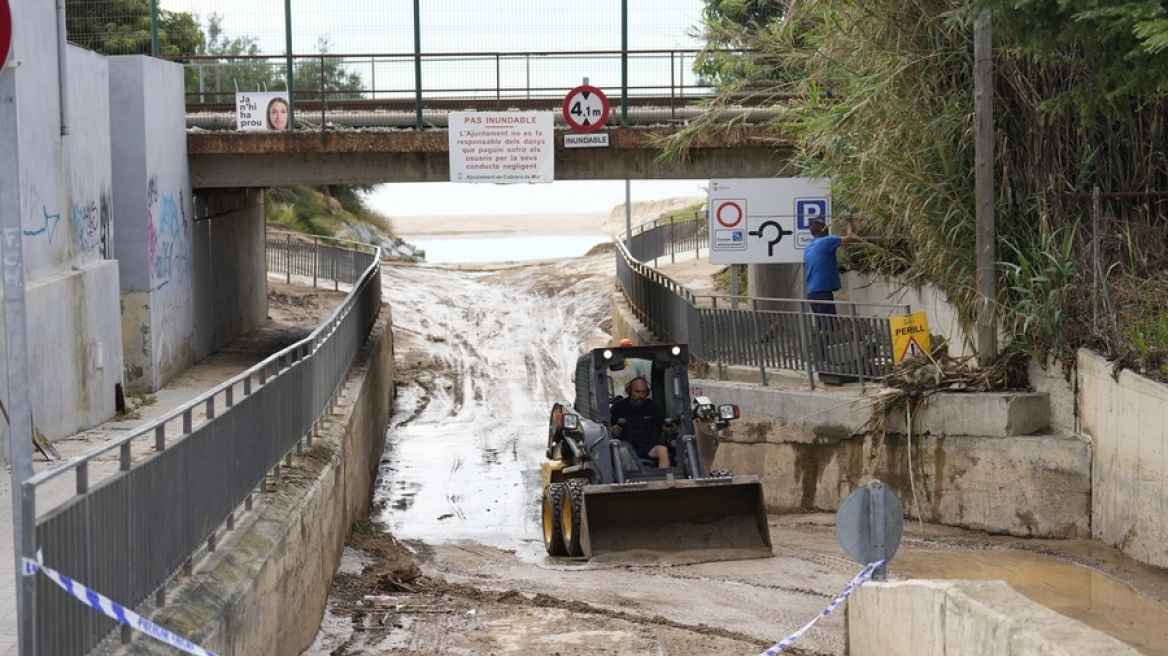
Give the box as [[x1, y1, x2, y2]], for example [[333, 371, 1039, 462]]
[[595, 346, 692, 433]]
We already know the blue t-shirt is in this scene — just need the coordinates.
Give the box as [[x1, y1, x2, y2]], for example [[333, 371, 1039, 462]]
[[804, 235, 843, 294]]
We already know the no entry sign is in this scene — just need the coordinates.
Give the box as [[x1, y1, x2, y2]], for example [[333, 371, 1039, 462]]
[[0, 0, 11, 68], [562, 85, 609, 133]]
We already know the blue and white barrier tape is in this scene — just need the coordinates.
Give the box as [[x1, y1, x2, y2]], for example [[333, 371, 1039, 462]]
[[759, 560, 886, 655], [22, 557, 219, 656]]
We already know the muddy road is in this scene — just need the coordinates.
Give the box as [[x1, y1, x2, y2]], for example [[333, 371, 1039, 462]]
[[306, 252, 1168, 656]]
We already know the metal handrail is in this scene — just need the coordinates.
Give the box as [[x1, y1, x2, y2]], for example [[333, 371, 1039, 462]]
[[616, 222, 911, 388], [24, 237, 377, 488], [21, 237, 382, 655]]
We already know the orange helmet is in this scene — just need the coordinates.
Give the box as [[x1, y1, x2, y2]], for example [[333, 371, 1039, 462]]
[[618, 339, 633, 347]]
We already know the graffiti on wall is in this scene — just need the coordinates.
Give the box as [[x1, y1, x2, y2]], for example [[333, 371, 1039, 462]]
[[70, 194, 113, 259], [147, 176, 190, 291], [23, 206, 62, 243]]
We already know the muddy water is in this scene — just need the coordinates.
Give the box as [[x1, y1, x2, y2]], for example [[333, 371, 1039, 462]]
[[896, 549, 1168, 654], [317, 256, 1168, 655], [375, 258, 613, 559]]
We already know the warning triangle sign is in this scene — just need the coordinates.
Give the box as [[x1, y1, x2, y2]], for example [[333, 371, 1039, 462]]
[[900, 336, 926, 362]]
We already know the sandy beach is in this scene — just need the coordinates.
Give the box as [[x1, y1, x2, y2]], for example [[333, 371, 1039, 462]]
[[391, 196, 704, 239]]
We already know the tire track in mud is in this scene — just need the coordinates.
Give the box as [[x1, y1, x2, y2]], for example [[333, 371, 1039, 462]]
[[375, 257, 613, 552]]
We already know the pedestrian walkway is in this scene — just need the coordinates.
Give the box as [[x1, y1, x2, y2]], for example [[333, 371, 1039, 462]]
[[0, 276, 347, 656]]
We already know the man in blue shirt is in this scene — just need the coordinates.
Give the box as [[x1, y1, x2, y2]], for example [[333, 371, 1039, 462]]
[[803, 217, 855, 315]]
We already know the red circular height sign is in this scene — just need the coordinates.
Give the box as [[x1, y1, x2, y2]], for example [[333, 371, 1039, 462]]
[[562, 85, 610, 133], [0, 0, 11, 68]]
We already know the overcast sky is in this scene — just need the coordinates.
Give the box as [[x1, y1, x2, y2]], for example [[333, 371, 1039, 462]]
[[161, 1, 704, 55]]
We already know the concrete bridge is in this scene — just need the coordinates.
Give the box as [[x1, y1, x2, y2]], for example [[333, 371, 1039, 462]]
[[188, 124, 790, 187]]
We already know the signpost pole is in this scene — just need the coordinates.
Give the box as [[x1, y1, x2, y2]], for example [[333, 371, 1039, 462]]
[[1, 13, 39, 647]]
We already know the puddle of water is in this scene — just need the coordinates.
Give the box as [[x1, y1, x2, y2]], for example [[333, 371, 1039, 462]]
[[895, 550, 1168, 655], [409, 234, 609, 263]]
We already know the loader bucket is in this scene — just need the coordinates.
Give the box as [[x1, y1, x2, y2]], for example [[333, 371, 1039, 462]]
[[580, 476, 773, 565]]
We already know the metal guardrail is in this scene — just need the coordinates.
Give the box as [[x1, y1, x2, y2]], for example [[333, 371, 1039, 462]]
[[616, 223, 910, 388], [267, 234, 368, 289], [626, 212, 707, 263], [20, 238, 381, 655], [178, 49, 789, 131]]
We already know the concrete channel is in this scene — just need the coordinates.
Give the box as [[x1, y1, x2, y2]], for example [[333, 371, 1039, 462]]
[[107, 290, 1168, 655]]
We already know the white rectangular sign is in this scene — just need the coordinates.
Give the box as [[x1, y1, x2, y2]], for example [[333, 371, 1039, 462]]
[[236, 92, 290, 131], [707, 178, 832, 264], [449, 112, 554, 183], [564, 132, 609, 149]]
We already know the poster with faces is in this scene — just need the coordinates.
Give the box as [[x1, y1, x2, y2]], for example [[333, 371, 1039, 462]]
[[236, 92, 291, 131]]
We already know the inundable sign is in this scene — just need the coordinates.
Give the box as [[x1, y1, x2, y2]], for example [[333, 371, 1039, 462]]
[[0, 0, 12, 68]]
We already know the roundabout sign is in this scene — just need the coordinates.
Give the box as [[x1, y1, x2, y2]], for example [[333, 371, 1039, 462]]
[[562, 85, 609, 133]]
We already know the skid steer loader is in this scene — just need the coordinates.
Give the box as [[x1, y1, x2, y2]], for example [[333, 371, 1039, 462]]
[[539, 343, 772, 563]]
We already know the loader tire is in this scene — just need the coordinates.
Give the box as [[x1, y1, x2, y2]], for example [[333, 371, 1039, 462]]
[[709, 469, 733, 479], [562, 479, 587, 557], [542, 483, 568, 556]]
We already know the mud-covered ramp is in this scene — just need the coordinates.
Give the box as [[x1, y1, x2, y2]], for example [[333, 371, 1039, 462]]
[[305, 254, 1168, 656]]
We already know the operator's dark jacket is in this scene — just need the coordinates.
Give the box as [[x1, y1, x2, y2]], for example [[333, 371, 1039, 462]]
[[610, 397, 666, 449]]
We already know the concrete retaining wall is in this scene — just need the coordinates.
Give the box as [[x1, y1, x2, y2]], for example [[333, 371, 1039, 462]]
[[842, 271, 973, 359], [847, 579, 1139, 655], [192, 189, 268, 360], [0, 0, 126, 456], [119, 312, 393, 655], [610, 292, 1090, 537], [110, 55, 196, 392], [1079, 349, 1168, 568], [695, 379, 1089, 538]]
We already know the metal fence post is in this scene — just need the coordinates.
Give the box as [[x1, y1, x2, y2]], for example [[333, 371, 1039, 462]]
[[670, 216, 676, 264], [283, 0, 296, 127], [150, 0, 160, 57], [413, 0, 423, 130], [620, 0, 628, 127], [751, 298, 767, 386], [695, 211, 701, 259], [850, 305, 865, 387], [286, 234, 292, 284], [320, 53, 327, 129], [800, 303, 816, 391]]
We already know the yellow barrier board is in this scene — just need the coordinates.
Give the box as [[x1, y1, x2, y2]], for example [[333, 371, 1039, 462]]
[[889, 311, 930, 364]]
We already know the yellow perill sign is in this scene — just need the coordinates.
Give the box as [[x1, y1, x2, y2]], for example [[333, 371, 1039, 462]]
[[889, 312, 931, 364]]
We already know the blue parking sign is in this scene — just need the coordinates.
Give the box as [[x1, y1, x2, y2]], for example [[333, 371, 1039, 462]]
[[796, 199, 829, 230]]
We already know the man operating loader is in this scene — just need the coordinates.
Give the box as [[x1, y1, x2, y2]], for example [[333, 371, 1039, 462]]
[[610, 377, 676, 468]]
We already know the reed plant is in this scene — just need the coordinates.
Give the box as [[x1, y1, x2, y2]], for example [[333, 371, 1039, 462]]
[[666, 0, 1168, 381]]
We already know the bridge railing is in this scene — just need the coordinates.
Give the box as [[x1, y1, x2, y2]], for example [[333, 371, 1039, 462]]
[[20, 239, 381, 655], [616, 225, 910, 388], [180, 49, 743, 130], [626, 210, 708, 263]]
